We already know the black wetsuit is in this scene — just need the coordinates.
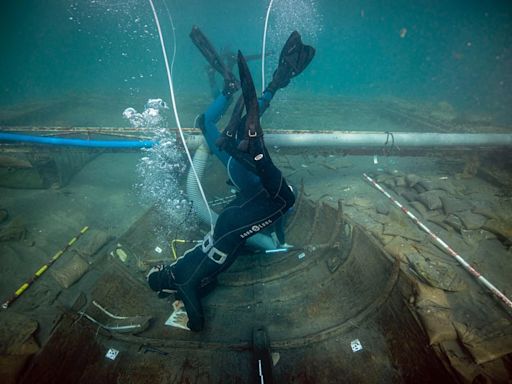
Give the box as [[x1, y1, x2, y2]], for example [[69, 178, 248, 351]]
[[170, 143, 295, 331]]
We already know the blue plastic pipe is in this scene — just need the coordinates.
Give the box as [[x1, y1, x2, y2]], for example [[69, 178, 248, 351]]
[[0, 132, 155, 148]]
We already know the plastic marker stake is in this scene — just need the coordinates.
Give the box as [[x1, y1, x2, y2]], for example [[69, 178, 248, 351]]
[[264, 248, 289, 254], [258, 359, 264, 383], [363, 173, 512, 315]]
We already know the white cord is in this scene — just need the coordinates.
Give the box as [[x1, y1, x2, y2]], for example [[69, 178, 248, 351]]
[[261, 0, 275, 94], [162, 1, 177, 78], [148, 0, 214, 232]]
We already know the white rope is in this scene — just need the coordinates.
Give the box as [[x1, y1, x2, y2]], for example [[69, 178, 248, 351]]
[[261, 0, 275, 94], [162, 1, 177, 78], [148, 0, 214, 232]]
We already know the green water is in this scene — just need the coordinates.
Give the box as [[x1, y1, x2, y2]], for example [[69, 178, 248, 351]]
[[0, 0, 511, 127]]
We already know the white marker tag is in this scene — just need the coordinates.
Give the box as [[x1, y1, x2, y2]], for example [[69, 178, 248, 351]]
[[154, 246, 163, 254], [105, 348, 119, 360], [351, 339, 363, 352]]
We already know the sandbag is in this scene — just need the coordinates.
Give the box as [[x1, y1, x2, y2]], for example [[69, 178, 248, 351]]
[[455, 211, 487, 230], [407, 252, 465, 292], [415, 283, 457, 345], [0, 312, 39, 384], [73, 229, 111, 259], [51, 254, 89, 289], [0, 217, 26, 242], [417, 190, 444, 211], [453, 320, 512, 365], [440, 196, 471, 215]]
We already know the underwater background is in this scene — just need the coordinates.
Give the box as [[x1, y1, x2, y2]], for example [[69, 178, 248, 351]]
[[0, 0, 511, 128]]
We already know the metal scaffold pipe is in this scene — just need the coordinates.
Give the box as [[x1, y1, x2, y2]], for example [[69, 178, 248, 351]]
[[1, 130, 512, 152], [264, 131, 512, 148]]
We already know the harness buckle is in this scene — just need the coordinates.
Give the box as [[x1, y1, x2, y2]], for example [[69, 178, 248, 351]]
[[207, 247, 228, 264], [202, 232, 214, 253]]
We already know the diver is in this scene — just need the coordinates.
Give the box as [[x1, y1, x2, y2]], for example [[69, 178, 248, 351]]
[[147, 30, 315, 332], [190, 26, 312, 246]]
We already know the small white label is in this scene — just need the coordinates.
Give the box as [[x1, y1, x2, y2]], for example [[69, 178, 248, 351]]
[[155, 246, 163, 254], [351, 339, 363, 352], [297, 252, 306, 259], [105, 348, 119, 360]]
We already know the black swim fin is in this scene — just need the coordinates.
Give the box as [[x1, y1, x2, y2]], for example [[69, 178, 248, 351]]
[[218, 52, 268, 172], [189, 26, 238, 96], [266, 31, 316, 94], [236, 50, 264, 156]]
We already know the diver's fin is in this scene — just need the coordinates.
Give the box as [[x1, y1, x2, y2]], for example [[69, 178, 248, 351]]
[[190, 26, 238, 95], [237, 50, 264, 155], [238, 51, 262, 138], [189, 26, 227, 76], [266, 31, 316, 94], [225, 95, 245, 136]]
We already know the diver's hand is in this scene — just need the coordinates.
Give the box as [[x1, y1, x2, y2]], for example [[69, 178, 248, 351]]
[[168, 300, 190, 331]]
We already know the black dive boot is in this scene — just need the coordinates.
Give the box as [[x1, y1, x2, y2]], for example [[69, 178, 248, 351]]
[[265, 31, 316, 95]]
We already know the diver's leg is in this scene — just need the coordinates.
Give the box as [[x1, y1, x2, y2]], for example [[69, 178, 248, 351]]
[[207, 66, 220, 99], [220, 51, 295, 199], [258, 90, 274, 116], [200, 94, 232, 166]]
